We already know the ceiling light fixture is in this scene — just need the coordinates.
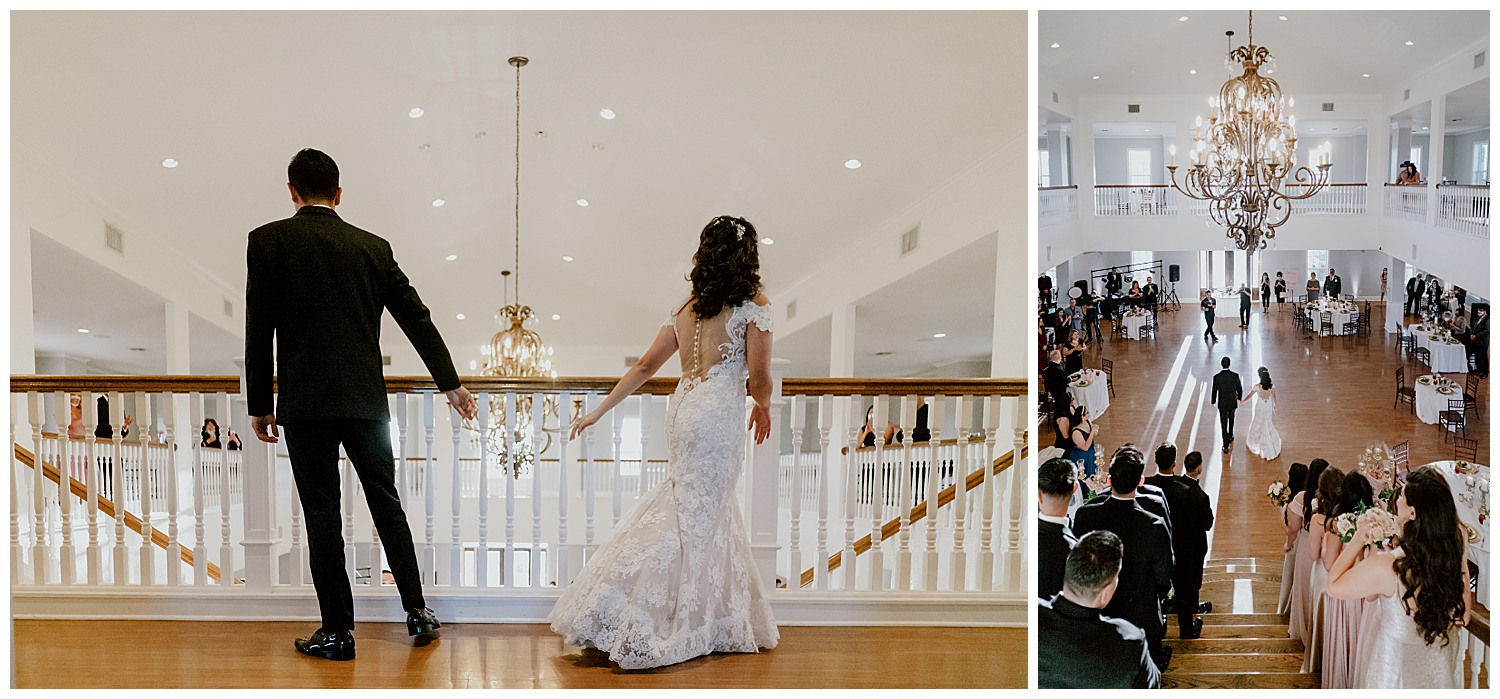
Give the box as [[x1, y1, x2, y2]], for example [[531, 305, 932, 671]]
[[1051, 42, 1060, 48], [1091, 75, 1100, 80], [161, 158, 178, 168], [432, 198, 445, 207], [77, 328, 90, 334], [1190, 69, 1198, 74], [576, 198, 589, 207], [456, 313, 466, 320], [760, 237, 774, 245], [844, 159, 862, 169], [599, 108, 615, 120], [1278, 15, 1288, 21], [409, 106, 424, 118], [551, 314, 561, 321], [1405, 41, 1414, 46], [932, 333, 947, 338], [1179, 16, 1189, 22], [446, 254, 458, 261], [561, 255, 574, 262], [1168, 11, 1330, 253], [1362, 73, 1371, 78]]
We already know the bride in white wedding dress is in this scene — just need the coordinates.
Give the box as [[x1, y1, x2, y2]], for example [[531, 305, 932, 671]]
[[1240, 366, 1281, 460], [547, 215, 780, 669]]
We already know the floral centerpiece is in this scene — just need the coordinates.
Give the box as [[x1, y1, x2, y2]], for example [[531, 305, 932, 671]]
[[1356, 507, 1401, 550], [1266, 480, 1291, 507], [1357, 443, 1397, 496]]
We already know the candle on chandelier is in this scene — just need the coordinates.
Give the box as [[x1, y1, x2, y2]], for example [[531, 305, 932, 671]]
[[1170, 144, 1177, 167]]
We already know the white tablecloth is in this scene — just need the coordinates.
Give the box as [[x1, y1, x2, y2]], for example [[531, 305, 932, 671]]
[[1310, 300, 1357, 336], [1408, 324, 1468, 374], [1119, 313, 1148, 340], [1424, 460, 1490, 606], [1066, 369, 1110, 419], [1414, 375, 1463, 426]]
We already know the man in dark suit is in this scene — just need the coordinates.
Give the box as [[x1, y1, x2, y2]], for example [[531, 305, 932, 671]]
[[1406, 273, 1424, 317], [1172, 450, 1217, 639], [1043, 349, 1070, 412], [1072, 446, 1175, 670], [1211, 357, 1242, 454], [1200, 291, 1218, 342], [1106, 267, 1123, 298], [1143, 276, 1159, 317], [1039, 530, 1161, 688], [1038, 457, 1078, 601], [1324, 268, 1342, 300], [1238, 285, 1252, 327], [1083, 289, 1102, 343], [246, 149, 478, 661], [1473, 305, 1490, 379]]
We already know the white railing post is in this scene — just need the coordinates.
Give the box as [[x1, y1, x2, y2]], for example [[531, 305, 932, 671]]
[[476, 391, 492, 588], [448, 394, 464, 587], [867, 396, 887, 590], [529, 391, 544, 588], [556, 391, 574, 587], [10, 394, 22, 586], [923, 396, 945, 591], [115, 393, 131, 585], [216, 393, 233, 585], [895, 395, 915, 591], [54, 391, 74, 586], [1006, 396, 1027, 592], [28, 392, 45, 585], [237, 359, 278, 592], [638, 395, 653, 499], [189, 394, 208, 585], [162, 394, 182, 587], [609, 406, 624, 529], [82, 390, 101, 585], [421, 392, 436, 584], [787, 394, 805, 588], [978, 397, 999, 591], [841, 395, 861, 591], [583, 393, 598, 555], [747, 369, 783, 591], [813, 395, 830, 591], [949, 395, 969, 590], [503, 391, 518, 588]]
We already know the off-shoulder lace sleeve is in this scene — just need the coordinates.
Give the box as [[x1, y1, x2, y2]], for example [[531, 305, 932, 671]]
[[743, 301, 773, 333]]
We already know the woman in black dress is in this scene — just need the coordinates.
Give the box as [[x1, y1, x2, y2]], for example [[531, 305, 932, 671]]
[[1260, 272, 1272, 311], [1274, 272, 1288, 311], [1062, 330, 1086, 375]]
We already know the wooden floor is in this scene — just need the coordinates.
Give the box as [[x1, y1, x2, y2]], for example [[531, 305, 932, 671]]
[[10, 620, 1025, 688]]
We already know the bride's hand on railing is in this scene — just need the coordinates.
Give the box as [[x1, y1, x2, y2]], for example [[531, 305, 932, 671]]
[[569, 411, 601, 442], [748, 403, 771, 445], [445, 386, 477, 420]]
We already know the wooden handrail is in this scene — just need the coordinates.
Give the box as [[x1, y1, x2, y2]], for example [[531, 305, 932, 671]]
[[1436, 183, 1490, 190], [12, 375, 1027, 397], [1038, 185, 1078, 191], [1384, 182, 1428, 187], [1468, 602, 1490, 648], [13, 443, 227, 584], [797, 431, 1028, 588]]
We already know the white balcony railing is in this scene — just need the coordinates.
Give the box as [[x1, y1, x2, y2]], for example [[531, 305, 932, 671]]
[[1093, 185, 1179, 217], [1436, 184, 1491, 239], [1285, 183, 1367, 215], [1385, 183, 1429, 222], [1038, 185, 1078, 228], [10, 375, 1027, 621]]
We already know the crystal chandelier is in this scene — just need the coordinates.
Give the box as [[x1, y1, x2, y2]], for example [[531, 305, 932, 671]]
[[465, 55, 560, 478], [1167, 11, 1331, 252]]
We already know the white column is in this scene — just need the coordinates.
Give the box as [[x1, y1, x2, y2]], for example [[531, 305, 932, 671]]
[[828, 303, 857, 539], [164, 302, 194, 523], [236, 358, 279, 592], [11, 226, 36, 374], [991, 221, 1028, 377], [1427, 99, 1447, 229]]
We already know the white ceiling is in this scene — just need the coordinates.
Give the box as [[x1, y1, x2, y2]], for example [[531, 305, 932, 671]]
[[1040, 10, 1489, 97], [12, 11, 1023, 377]]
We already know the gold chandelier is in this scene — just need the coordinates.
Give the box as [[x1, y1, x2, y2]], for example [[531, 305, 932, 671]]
[[1167, 11, 1331, 252], [465, 55, 560, 477]]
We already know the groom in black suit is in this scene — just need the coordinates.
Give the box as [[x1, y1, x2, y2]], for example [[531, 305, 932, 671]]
[[1210, 357, 1242, 454], [1406, 273, 1424, 317], [246, 149, 479, 661], [1325, 268, 1342, 300]]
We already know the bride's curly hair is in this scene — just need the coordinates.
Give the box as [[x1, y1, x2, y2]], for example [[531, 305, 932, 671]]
[[686, 215, 762, 319], [1258, 367, 1273, 390], [1394, 467, 1468, 647]]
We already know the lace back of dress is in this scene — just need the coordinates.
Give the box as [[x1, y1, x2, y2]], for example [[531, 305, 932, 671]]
[[675, 304, 738, 386]]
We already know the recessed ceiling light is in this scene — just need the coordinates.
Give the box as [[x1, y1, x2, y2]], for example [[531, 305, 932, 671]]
[[446, 254, 458, 261], [1278, 15, 1288, 21], [561, 255, 574, 262], [417, 143, 432, 150], [456, 313, 466, 320], [1178, 16, 1189, 22], [1050, 42, 1060, 48], [432, 198, 445, 207], [591, 143, 605, 151], [576, 198, 589, 207], [760, 237, 774, 245], [1144, 129, 1151, 133], [409, 106, 424, 118], [1405, 41, 1414, 46], [599, 108, 615, 120], [161, 158, 179, 168], [844, 159, 862, 169], [1092, 75, 1100, 80], [1189, 69, 1198, 75], [551, 314, 561, 321], [932, 333, 947, 338], [1362, 74, 1371, 78], [474, 131, 487, 139], [77, 328, 90, 334]]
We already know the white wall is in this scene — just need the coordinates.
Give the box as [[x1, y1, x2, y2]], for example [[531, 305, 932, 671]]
[[1443, 129, 1490, 184], [1092, 136, 1170, 185], [1294, 133, 1368, 183]]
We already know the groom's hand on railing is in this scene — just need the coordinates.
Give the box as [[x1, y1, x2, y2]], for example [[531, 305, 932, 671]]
[[251, 414, 279, 444], [749, 403, 771, 445], [446, 386, 477, 420]]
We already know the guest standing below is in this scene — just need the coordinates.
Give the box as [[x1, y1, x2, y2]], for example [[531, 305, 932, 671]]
[[1062, 330, 1086, 375], [1039, 531, 1161, 689], [1277, 462, 1310, 614], [1327, 467, 1470, 688], [1210, 357, 1242, 454], [1325, 268, 1342, 300], [1306, 272, 1321, 303], [1083, 289, 1102, 343], [1125, 281, 1144, 309], [1322, 472, 1375, 688], [1066, 404, 1099, 481], [1043, 349, 1070, 412], [245, 148, 475, 660], [1238, 285, 1252, 327], [1472, 306, 1489, 379], [1146, 444, 1209, 638], [1038, 457, 1079, 601], [1274, 272, 1288, 311], [1380, 267, 1389, 305], [1143, 276, 1159, 317], [1395, 160, 1421, 184], [1406, 272, 1425, 317], [1201, 292, 1218, 342], [1106, 266, 1124, 298], [1072, 446, 1175, 671], [1260, 272, 1272, 311]]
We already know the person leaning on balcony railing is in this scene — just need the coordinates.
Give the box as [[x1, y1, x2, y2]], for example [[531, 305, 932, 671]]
[[1038, 529, 1161, 689], [1395, 160, 1421, 185]]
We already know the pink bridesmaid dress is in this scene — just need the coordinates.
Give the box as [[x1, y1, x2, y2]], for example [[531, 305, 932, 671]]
[[1286, 497, 1316, 642]]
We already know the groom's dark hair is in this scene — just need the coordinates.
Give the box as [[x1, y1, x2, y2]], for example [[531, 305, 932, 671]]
[[1154, 443, 1177, 471], [1221, 357, 1231, 368], [288, 148, 340, 202]]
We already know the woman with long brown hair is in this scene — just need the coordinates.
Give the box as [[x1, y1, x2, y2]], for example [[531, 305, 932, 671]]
[[548, 215, 779, 669], [1327, 466, 1470, 687]]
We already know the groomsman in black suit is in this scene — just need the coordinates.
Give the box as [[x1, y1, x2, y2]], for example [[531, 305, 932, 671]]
[[1211, 357, 1242, 454], [1039, 530, 1161, 688], [246, 148, 478, 660], [1072, 446, 1175, 670], [1172, 451, 1216, 639], [1143, 276, 1159, 317], [1038, 457, 1079, 600], [1043, 349, 1071, 412], [1201, 291, 1218, 342], [1238, 285, 1252, 327], [1324, 268, 1342, 300], [1406, 272, 1424, 317], [1106, 267, 1124, 298]]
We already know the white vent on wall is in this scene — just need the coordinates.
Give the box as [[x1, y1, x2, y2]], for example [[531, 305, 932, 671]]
[[787, 299, 797, 319], [1321, 102, 1334, 112], [223, 298, 234, 317], [900, 225, 920, 255], [1052, 91, 1059, 103], [1477, 51, 1487, 69], [1127, 104, 1140, 113], [104, 223, 124, 254]]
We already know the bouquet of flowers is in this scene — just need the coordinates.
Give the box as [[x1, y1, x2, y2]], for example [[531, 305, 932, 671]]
[[1356, 507, 1401, 550], [1266, 480, 1291, 507], [1334, 510, 1361, 543]]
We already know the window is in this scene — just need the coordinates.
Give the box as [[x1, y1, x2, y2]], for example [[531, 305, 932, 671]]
[[1307, 250, 1330, 279], [1474, 142, 1489, 184], [1127, 149, 1153, 185], [1038, 150, 1052, 187]]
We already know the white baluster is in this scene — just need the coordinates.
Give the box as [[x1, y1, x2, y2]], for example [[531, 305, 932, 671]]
[[55, 391, 74, 586], [583, 393, 598, 554], [476, 392, 492, 588], [289, 473, 305, 586], [922, 395, 944, 591], [529, 391, 544, 588], [422, 392, 436, 583], [342, 453, 355, 588], [116, 392, 132, 585], [190, 394, 208, 585], [10, 394, 21, 586], [867, 395, 887, 590], [638, 394, 653, 497], [502, 391, 517, 588], [82, 390, 101, 585], [556, 392, 573, 587], [162, 394, 182, 587], [1006, 395, 1027, 592], [895, 395, 915, 590], [787, 395, 804, 589], [949, 396, 970, 591], [841, 395, 860, 591], [216, 393, 233, 584], [28, 393, 45, 585], [813, 396, 830, 591], [610, 406, 623, 528], [448, 395, 464, 587], [978, 397, 999, 591]]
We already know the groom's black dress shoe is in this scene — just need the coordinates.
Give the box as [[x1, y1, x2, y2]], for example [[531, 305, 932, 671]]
[[1180, 618, 1204, 640], [295, 628, 355, 661], [408, 607, 442, 645]]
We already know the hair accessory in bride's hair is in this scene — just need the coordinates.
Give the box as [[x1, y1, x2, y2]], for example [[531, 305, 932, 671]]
[[713, 215, 748, 240]]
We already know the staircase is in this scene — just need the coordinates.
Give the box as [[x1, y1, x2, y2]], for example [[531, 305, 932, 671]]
[[1162, 557, 1318, 689]]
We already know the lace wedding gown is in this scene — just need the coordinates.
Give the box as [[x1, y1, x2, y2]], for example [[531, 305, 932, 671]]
[[1351, 550, 1463, 688], [548, 300, 780, 669], [1244, 389, 1281, 460]]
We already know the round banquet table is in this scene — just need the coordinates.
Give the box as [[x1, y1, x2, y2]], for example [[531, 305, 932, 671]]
[[1422, 460, 1490, 606], [1066, 368, 1110, 419], [1407, 324, 1469, 374], [1119, 313, 1148, 340], [1310, 300, 1357, 335], [1413, 374, 1463, 426]]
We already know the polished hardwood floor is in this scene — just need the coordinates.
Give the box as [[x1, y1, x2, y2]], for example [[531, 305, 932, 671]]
[[11, 620, 1024, 688]]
